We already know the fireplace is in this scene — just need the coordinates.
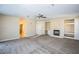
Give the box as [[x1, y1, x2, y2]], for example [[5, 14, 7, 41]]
[[53, 30, 60, 36]]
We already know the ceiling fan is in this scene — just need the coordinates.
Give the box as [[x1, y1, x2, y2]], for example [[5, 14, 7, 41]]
[[36, 13, 47, 19]]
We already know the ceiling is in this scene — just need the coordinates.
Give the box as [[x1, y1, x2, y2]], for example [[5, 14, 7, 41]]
[[0, 4, 79, 19]]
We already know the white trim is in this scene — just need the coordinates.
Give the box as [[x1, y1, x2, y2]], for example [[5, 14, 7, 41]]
[[0, 37, 19, 42]]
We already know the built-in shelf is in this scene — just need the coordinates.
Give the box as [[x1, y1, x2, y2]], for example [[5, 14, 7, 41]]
[[64, 33, 74, 34], [64, 19, 74, 39], [64, 33, 74, 36], [64, 36, 74, 39], [65, 23, 74, 25]]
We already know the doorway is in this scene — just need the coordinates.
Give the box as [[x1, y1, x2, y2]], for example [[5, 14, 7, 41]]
[[19, 17, 26, 38]]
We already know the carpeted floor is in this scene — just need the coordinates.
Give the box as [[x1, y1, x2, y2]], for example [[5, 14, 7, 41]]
[[0, 35, 79, 54]]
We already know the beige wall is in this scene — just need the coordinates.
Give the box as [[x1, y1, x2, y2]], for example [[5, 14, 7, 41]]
[[0, 15, 19, 40], [26, 19, 36, 37], [0, 15, 36, 41]]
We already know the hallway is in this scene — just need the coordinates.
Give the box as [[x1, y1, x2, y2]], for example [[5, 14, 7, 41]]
[[0, 35, 79, 54]]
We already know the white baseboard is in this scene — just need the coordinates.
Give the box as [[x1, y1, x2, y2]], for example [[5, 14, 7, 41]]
[[0, 37, 19, 42]]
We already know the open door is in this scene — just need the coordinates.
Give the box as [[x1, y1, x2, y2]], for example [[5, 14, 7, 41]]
[[19, 17, 26, 38]]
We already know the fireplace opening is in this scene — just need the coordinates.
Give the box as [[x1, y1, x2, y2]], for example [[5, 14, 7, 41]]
[[53, 30, 60, 36]]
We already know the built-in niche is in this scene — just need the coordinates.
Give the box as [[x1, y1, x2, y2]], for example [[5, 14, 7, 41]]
[[64, 19, 74, 39]]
